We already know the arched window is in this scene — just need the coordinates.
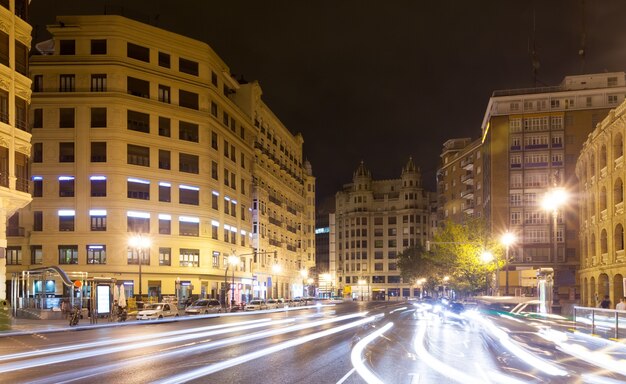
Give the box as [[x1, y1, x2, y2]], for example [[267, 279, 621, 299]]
[[600, 145, 607, 169], [615, 133, 624, 160], [590, 233, 596, 256], [615, 224, 624, 251], [601, 229, 608, 254], [590, 154, 596, 177], [615, 178, 624, 204], [590, 193, 596, 215], [600, 187, 607, 211]]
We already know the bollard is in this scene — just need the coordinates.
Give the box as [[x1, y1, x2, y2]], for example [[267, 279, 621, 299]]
[[0, 300, 11, 331]]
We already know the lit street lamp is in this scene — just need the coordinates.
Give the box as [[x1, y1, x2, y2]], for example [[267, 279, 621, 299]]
[[227, 255, 239, 310], [542, 187, 568, 312], [129, 235, 151, 300], [300, 269, 308, 297], [501, 231, 517, 295], [272, 263, 282, 299], [358, 278, 367, 301]]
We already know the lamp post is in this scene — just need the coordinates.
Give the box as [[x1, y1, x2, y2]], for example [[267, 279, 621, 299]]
[[542, 187, 568, 311], [442, 275, 450, 298], [320, 273, 331, 299], [129, 235, 151, 300], [300, 269, 308, 298], [227, 255, 239, 310], [481, 251, 494, 295], [272, 264, 282, 299], [417, 278, 426, 299], [358, 278, 366, 301], [501, 231, 517, 296]]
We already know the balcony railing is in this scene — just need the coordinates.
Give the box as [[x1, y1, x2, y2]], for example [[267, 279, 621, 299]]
[[7, 226, 25, 236]]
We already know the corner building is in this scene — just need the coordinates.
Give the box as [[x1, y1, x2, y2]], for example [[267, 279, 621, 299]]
[[334, 159, 432, 300], [481, 73, 626, 306], [0, 0, 31, 300], [576, 100, 626, 307], [7, 15, 314, 304]]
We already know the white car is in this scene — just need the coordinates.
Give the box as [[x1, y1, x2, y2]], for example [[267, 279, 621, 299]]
[[245, 300, 267, 311], [185, 299, 222, 315], [266, 299, 279, 309], [137, 303, 179, 320]]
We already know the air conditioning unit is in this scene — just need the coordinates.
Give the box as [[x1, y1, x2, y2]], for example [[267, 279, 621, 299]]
[[525, 256, 533, 262]]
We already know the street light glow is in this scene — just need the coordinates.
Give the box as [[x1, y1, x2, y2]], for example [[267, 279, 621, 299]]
[[541, 187, 568, 212], [129, 235, 151, 249], [300, 269, 308, 278], [272, 264, 282, 274], [501, 232, 516, 246], [481, 251, 494, 263], [227, 255, 239, 266]]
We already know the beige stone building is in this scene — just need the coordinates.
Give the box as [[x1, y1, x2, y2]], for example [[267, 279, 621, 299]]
[[6, 15, 314, 305], [334, 159, 432, 300], [480, 72, 626, 305], [0, 0, 32, 300], [576, 100, 626, 307]]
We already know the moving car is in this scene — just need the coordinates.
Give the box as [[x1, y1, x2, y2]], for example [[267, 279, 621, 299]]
[[244, 299, 267, 311], [184, 299, 222, 315], [136, 303, 179, 320]]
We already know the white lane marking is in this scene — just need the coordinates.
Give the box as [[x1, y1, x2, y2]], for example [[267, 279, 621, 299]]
[[336, 366, 358, 384]]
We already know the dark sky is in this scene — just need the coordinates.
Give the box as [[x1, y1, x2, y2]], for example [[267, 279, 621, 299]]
[[29, 1, 626, 203]]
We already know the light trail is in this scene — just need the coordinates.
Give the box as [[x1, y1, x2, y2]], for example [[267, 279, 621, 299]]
[[0, 318, 272, 362], [154, 314, 378, 384], [350, 322, 393, 384]]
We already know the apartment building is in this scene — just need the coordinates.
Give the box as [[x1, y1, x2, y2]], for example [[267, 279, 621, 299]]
[[576, 100, 626, 307], [7, 15, 314, 304], [0, 0, 31, 300], [334, 159, 431, 300]]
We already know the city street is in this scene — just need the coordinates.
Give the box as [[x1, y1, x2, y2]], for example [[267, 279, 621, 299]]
[[1, 301, 626, 383]]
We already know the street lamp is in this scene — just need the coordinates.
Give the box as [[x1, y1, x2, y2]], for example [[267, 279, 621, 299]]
[[481, 251, 494, 295], [358, 278, 366, 301], [272, 263, 282, 299], [228, 255, 239, 310], [300, 269, 308, 297], [416, 278, 426, 299], [320, 273, 331, 298], [129, 235, 151, 300], [501, 231, 517, 295], [542, 187, 568, 311], [442, 276, 450, 298]]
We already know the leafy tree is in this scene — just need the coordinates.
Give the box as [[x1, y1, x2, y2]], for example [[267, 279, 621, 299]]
[[397, 244, 451, 293]]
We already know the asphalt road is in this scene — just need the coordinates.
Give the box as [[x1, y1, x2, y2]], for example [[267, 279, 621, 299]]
[[1, 301, 625, 384]]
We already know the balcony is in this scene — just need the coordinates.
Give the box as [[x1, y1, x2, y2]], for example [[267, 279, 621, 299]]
[[601, 253, 609, 264], [7, 226, 25, 236], [616, 202, 624, 215], [601, 209, 608, 222], [268, 216, 283, 226], [460, 188, 474, 199], [463, 204, 474, 214], [617, 250, 625, 262], [461, 158, 474, 170], [461, 173, 474, 185], [616, 156, 624, 169], [269, 238, 282, 247], [268, 194, 282, 206], [600, 167, 608, 179]]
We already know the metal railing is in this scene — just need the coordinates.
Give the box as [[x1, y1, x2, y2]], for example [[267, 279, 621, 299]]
[[573, 306, 626, 340]]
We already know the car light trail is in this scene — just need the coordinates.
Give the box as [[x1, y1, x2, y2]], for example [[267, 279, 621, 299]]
[[0, 318, 296, 373], [154, 314, 379, 384], [0, 318, 273, 363], [350, 322, 394, 384]]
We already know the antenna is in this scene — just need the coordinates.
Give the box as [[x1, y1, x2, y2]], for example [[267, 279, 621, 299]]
[[579, 0, 587, 74], [529, 6, 540, 86]]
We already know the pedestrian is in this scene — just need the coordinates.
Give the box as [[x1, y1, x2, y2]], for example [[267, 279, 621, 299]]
[[600, 295, 611, 309], [616, 297, 626, 311]]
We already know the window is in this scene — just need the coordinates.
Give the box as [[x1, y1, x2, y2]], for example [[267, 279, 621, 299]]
[[179, 153, 199, 174], [33, 177, 42, 197], [127, 211, 150, 233], [87, 245, 106, 264], [159, 150, 170, 170], [158, 52, 170, 68], [31, 245, 43, 264], [179, 185, 199, 205], [211, 131, 218, 150], [179, 121, 199, 142], [58, 211, 75, 231], [91, 39, 107, 54], [159, 116, 171, 137], [0, 30, 7, 66], [91, 74, 107, 92], [212, 192, 219, 209], [127, 42, 150, 62], [59, 74, 75, 92], [33, 108, 43, 128], [33, 211, 43, 231], [158, 85, 171, 103], [91, 142, 106, 162], [211, 161, 218, 180], [159, 248, 171, 266], [127, 245, 150, 266], [59, 245, 78, 264], [179, 248, 200, 267], [90, 107, 107, 128], [127, 76, 150, 98], [0, 89, 6, 123], [59, 176, 75, 197], [212, 251, 219, 267], [90, 176, 106, 197], [159, 215, 171, 234], [127, 144, 150, 166], [211, 102, 218, 117], [609, 95, 619, 105], [59, 108, 75, 128], [33, 143, 43, 163], [179, 217, 199, 236], [6, 246, 21, 265], [127, 178, 150, 200], [179, 90, 199, 110], [179, 58, 199, 76], [211, 71, 218, 86], [127, 110, 150, 133], [212, 223, 218, 240], [59, 40, 75, 55], [90, 210, 107, 231], [159, 182, 171, 202]]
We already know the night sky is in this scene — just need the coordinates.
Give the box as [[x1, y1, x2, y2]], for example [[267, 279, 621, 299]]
[[29, 1, 626, 203]]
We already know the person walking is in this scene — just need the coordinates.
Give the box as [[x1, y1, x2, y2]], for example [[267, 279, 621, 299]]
[[616, 297, 626, 311], [600, 295, 611, 309]]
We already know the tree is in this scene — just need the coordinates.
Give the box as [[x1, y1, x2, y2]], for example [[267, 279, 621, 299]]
[[397, 244, 451, 293], [431, 218, 504, 295]]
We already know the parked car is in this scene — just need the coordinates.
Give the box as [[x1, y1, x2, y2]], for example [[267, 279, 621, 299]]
[[276, 298, 286, 308], [137, 303, 179, 320], [185, 299, 222, 315], [245, 300, 267, 311], [266, 299, 279, 309], [290, 298, 302, 307]]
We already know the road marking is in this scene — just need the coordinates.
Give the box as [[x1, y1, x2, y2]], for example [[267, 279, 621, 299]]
[[336, 366, 357, 384]]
